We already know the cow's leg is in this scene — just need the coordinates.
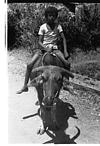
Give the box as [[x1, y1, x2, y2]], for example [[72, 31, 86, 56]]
[[37, 106, 47, 135], [37, 119, 46, 135], [36, 88, 47, 135], [36, 86, 43, 105]]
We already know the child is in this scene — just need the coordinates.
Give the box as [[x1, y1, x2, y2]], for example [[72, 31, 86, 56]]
[[17, 6, 69, 94]]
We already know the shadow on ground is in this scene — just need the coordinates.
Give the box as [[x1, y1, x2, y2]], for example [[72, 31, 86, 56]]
[[44, 126, 80, 144], [23, 98, 80, 144], [43, 98, 80, 144]]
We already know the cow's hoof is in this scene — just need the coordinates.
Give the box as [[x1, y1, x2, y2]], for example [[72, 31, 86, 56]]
[[37, 127, 45, 135], [37, 128, 40, 135], [40, 128, 45, 135], [35, 101, 40, 106]]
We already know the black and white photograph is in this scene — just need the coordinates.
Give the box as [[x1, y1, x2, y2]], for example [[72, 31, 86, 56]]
[[7, 1, 100, 144]]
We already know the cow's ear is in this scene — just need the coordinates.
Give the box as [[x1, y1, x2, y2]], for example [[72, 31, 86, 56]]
[[41, 72, 48, 81], [28, 74, 43, 87], [27, 79, 37, 87]]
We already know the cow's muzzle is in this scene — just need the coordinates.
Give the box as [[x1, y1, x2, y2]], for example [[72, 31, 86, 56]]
[[42, 91, 59, 108]]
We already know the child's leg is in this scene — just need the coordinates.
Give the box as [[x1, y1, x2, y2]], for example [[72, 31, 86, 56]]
[[17, 52, 40, 94], [23, 53, 40, 86], [54, 50, 70, 84], [54, 50, 70, 70]]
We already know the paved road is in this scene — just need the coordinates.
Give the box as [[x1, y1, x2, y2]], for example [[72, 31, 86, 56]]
[[8, 73, 79, 144], [8, 50, 100, 144]]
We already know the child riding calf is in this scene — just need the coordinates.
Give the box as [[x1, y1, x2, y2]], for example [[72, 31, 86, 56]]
[[17, 6, 70, 94]]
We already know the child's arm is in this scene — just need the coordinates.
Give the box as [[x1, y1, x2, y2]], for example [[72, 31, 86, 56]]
[[60, 32, 69, 59], [38, 25, 49, 52], [39, 35, 51, 52], [38, 35, 47, 51]]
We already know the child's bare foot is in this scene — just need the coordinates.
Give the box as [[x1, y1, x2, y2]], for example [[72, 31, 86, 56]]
[[16, 86, 28, 94]]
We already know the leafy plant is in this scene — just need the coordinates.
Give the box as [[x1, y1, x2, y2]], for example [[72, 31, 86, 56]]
[[7, 3, 100, 53]]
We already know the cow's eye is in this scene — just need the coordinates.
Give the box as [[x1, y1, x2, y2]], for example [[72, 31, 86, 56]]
[[56, 77, 61, 83], [58, 78, 62, 82]]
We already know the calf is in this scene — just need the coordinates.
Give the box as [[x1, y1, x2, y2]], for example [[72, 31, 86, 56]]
[[28, 65, 74, 134]]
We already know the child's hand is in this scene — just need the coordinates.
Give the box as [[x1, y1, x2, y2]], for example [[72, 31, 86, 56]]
[[64, 52, 69, 59], [41, 46, 50, 52], [47, 46, 53, 52]]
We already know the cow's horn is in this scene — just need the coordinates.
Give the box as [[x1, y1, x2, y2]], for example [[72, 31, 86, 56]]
[[60, 68, 74, 78], [46, 66, 74, 78], [31, 66, 50, 76], [31, 65, 60, 76], [31, 65, 74, 78]]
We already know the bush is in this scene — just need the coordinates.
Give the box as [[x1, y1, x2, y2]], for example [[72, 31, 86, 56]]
[[7, 3, 100, 53], [8, 8, 22, 50]]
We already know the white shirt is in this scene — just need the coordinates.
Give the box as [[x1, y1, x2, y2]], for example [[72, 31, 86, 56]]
[[38, 23, 63, 49]]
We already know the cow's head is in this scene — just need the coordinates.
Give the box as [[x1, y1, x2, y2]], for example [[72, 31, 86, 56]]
[[28, 65, 74, 107]]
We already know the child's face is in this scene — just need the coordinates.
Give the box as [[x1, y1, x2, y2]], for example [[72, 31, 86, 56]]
[[46, 13, 57, 24]]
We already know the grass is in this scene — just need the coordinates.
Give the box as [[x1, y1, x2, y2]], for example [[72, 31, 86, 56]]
[[70, 49, 100, 79], [8, 47, 100, 80]]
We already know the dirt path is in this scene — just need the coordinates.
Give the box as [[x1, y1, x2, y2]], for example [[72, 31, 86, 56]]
[[8, 48, 100, 144]]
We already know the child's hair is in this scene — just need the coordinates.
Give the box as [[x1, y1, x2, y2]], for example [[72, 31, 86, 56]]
[[44, 6, 58, 19]]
